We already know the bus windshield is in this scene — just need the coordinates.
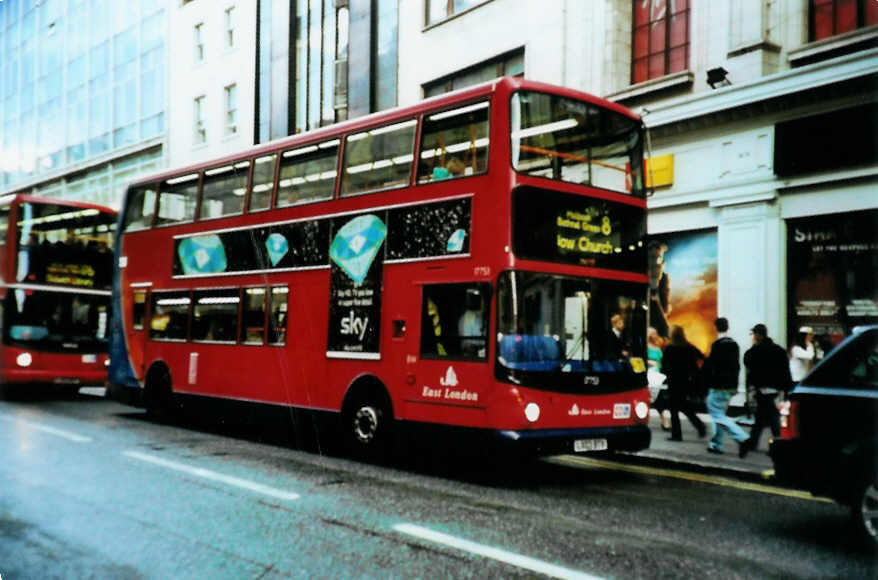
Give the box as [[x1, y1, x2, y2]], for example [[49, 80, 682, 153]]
[[3, 290, 110, 352], [16, 202, 116, 290], [510, 91, 644, 196], [496, 271, 647, 391]]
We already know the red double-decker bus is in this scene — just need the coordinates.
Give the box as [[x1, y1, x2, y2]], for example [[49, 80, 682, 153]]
[[109, 77, 651, 458], [0, 194, 117, 393]]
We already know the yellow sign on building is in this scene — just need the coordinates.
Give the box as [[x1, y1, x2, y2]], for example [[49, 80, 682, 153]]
[[645, 154, 674, 188]]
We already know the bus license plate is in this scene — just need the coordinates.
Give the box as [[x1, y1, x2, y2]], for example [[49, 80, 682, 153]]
[[82, 354, 97, 363], [574, 438, 607, 453]]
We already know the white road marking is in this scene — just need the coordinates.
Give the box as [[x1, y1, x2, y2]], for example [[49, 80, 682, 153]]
[[393, 523, 603, 580], [0, 415, 92, 443], [123, 450, 300, 501]]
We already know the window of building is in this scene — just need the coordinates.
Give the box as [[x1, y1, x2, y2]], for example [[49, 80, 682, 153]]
[[423, 49, 523, 97], [224, 83, 237, 135], [632, 0, 689, 84], [418, 101, 490, 183], [811, 0, 878, 41], [199, 161, 248, 219], [192, 288, 240, 343], [341, 120, 417, 196], [194, 95, 206, 144], [225, 5, 236, 48], [420, 283, 490, 360], [425, 0, 490, 27], [150, 291, 191, 341], [241, 287, 267, 345], [277, 139, 339, 207], [249, 154, 276, 212], [268, 286, 288, 345], [156, 173, 199, 226], [194, 22, 205, 62]]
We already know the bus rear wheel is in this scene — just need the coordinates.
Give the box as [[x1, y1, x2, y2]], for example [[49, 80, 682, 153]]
[[343, 386, 393, 463], [144, 364, 175, 421]]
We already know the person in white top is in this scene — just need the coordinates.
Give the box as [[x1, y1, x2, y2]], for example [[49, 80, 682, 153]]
[[789, 326, 816, 382]]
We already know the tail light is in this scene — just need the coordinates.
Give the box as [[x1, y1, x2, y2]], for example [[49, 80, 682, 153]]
[[779, 400, 799, 439]]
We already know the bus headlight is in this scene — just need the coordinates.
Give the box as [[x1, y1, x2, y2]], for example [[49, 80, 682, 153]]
[[524, 402, 540, 423], [16, 352, 33, 367], [634, 401, 649, 419], [105, 358, 111, 367]]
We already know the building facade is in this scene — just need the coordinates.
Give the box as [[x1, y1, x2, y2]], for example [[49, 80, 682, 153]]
[[168, 0, 257, 167], [0, 0, 170, 208], [397, 0, 878, 353]]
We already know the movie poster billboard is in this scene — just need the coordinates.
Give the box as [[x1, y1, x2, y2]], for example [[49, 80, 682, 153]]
[[649, 229, 718, 353], [787, 209, 878, 349]]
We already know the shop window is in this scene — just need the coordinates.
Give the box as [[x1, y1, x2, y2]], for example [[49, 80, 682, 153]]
[[812, 0, 878, 41], [423, 49, 523, 97], [150, 291, 191, 341], [268, 286, 288, 345], [241, 287, 267, 345], [420, 283, 490, 360], [417, 101, 490, 183], [632, 0, 689, 84], [191, 288, 240, 343]]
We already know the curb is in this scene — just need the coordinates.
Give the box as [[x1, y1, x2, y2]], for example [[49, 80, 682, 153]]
[[614, 450, 777, 485]]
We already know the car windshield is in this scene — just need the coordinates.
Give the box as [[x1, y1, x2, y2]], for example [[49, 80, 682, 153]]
[[496, 271, 648, 393], [802, 328, 878, 389], [3, 289, 110, 352], [510, 91, 645, 196]]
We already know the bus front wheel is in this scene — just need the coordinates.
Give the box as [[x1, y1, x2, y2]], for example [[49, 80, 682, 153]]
[[342, 385, 393, 463]]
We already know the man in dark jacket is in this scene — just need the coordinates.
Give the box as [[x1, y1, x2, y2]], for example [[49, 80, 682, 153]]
[[704, 318, 750, 457], [743, 323, 794, 453]]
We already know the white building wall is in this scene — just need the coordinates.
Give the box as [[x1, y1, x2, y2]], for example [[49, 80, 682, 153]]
[[168, 0, 257, 169]]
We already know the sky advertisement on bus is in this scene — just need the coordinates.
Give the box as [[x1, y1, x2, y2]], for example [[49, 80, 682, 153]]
[[649, 229, 718, 354]]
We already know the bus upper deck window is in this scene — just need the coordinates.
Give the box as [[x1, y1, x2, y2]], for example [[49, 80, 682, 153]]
[[199, 162, 248, 220], [418, 101, 490, 183], [156, 174, 199, 226], [341, 119, 416, 196], [123, 186, 157, 231], [277, 139, 339, 207], [250, 155, 277, 212]]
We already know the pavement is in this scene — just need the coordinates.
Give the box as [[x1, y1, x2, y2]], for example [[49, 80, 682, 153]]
[[619, 409, 775, 483]]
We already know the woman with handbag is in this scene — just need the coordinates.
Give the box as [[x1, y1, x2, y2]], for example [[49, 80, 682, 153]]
[[662, 324, 707, 441]]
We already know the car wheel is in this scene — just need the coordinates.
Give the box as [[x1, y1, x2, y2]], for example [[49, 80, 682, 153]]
[[852, 477, 878, 546]]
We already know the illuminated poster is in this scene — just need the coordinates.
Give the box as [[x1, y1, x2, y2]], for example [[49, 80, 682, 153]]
[[787, 209, 878, 348], [648, 230, 717, 353]]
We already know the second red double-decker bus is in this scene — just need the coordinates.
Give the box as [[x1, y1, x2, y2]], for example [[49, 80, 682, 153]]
[[1, 194, 117, 393], [109, 77, 651, 458]]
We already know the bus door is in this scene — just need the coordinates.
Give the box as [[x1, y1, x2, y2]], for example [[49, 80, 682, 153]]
[[412, 282, 492, 424], [128, 287, 149, 377]]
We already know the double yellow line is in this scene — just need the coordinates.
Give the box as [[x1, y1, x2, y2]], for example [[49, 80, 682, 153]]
[[548, 455, 832, 503]]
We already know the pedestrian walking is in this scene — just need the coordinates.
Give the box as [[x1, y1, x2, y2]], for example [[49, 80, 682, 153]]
[[743, 323, 794, 453], [647, 326, 671, 431], [702, 317, 750, 457], [789, 326, 816, 382], [661, 325, 707, 441]]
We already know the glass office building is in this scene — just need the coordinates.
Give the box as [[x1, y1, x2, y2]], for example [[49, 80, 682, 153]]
[[0, 0, 167, 207]]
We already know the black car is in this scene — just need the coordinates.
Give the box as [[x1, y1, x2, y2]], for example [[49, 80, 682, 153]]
[[770, 325, 878, 545]]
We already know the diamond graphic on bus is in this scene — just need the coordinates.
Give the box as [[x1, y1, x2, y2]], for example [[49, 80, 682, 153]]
[[329, 214, 387, 284], [177, 234, 227, 275], [265, 233, 289, 266], [447, 228, 466, 253]]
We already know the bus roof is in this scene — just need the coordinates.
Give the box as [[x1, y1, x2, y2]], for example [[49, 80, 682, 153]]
[[126, 77, 641, 189], [0, 193, 118, 215]]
